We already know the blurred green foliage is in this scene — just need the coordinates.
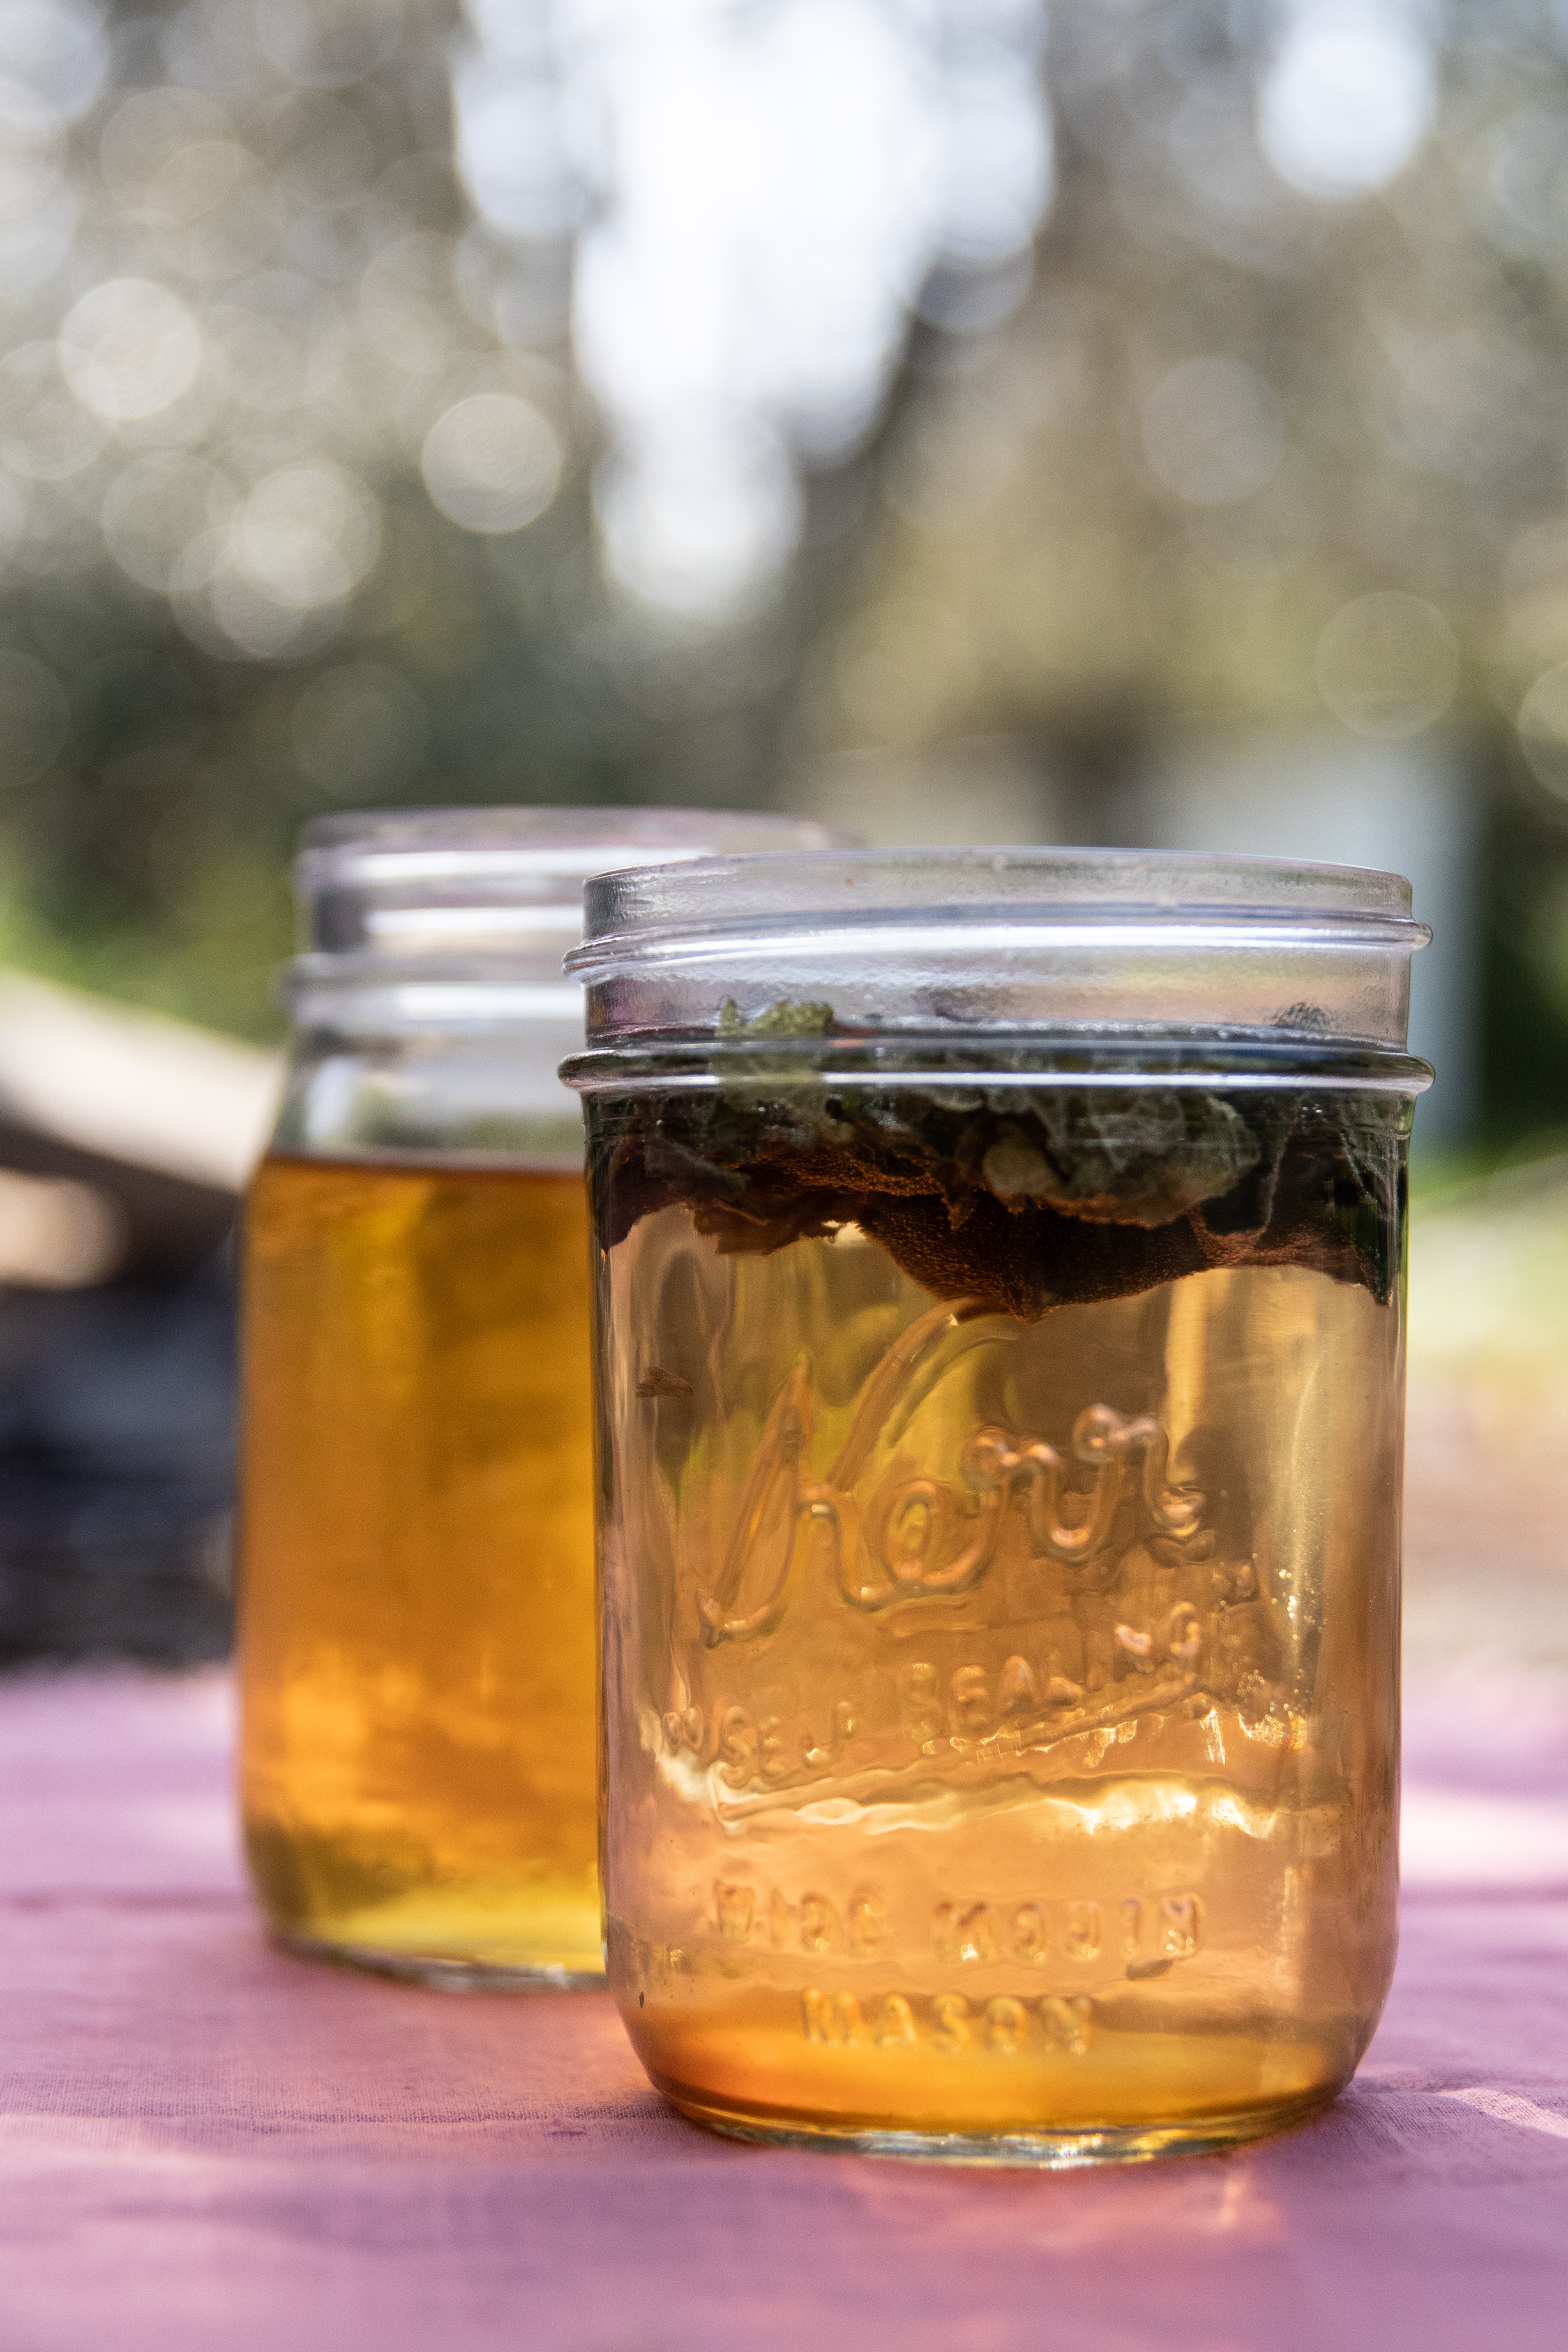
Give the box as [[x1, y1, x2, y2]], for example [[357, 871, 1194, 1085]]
[[5, 0, 1568, 1140]]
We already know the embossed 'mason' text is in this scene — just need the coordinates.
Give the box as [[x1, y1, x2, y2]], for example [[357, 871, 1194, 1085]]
[[802, 1989, 1093, 2057]]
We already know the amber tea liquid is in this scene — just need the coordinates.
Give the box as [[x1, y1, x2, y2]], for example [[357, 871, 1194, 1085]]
[[598, 1208, 1402, 2156], [238, 1155, 601, 1983]]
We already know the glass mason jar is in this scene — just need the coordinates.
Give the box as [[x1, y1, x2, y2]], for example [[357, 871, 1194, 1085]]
[[238, 807, 842, 1988], [564, 848, 1431, 2158]]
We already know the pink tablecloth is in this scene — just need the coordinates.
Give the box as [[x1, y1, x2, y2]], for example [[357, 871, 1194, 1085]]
[[1, 1670, 1565, 2352]]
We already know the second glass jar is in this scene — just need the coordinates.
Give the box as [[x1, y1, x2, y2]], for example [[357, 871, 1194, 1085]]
[[238, 806, 842, 1988]]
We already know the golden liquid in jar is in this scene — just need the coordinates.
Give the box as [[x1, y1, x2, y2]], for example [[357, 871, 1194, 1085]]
[[238, 1154, 601, 1983], [598, 1206, 1402, 2156]]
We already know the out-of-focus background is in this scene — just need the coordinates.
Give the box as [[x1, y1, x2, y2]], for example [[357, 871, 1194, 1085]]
[[0, 0, 1563, 1669]]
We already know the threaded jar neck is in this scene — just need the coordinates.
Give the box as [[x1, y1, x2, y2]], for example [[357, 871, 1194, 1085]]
[[565, 846, 1431, 1058]]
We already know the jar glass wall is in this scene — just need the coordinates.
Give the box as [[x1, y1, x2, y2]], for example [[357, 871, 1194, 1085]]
[[237, 807, 844, 1989], [565, 848, 1430, 2156]]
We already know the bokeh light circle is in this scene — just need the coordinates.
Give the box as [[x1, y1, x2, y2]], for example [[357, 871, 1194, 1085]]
[[60, 278, 203, 421], [594, 423, 802, 617], [1259, 14, 1435, 201], [232, 462, 382, 611], [1141, 357, 1285, 506], [100, 453, 235, 593], [1316, 592, 1459, 737], [258, 0, 403, 92], [420, 393, 561, 533], [0, 0, 107, 134]]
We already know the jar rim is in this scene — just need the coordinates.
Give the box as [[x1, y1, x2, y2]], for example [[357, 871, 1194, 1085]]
[[297, 806, 853, 901], [293, 805, 855, 965], [570, 845, 1423, 978]]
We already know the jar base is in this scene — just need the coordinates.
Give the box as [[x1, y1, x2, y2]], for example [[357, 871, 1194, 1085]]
[[274, 1930, 605, 1993], [655, 2076, 1336, 2167]]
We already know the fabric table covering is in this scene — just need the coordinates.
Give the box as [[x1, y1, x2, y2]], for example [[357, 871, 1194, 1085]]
[[0, 1668, 1565, 2352]]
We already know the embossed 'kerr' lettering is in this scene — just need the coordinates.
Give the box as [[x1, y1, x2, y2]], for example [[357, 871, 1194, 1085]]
[[696, 1311, 1200, 1646]]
